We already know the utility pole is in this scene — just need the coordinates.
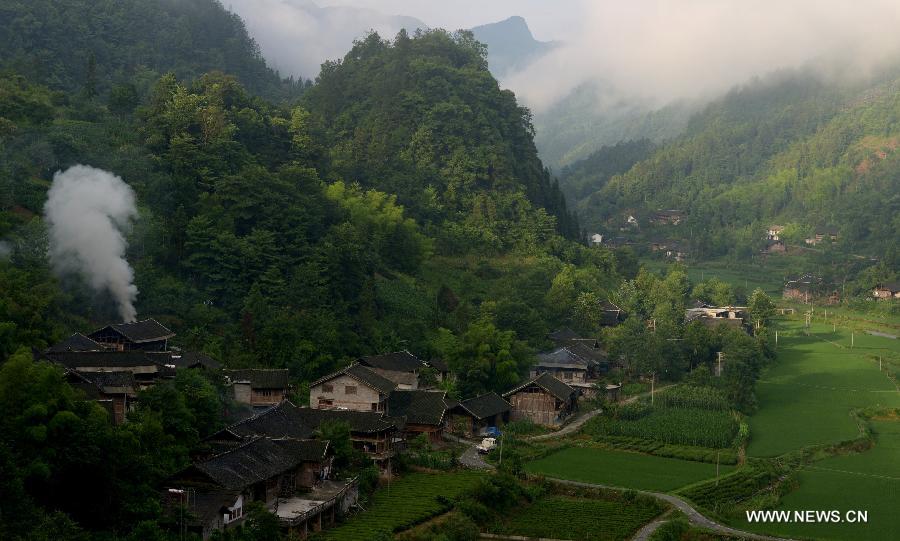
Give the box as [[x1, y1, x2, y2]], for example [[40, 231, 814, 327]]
[[717, 352, 724, 377], [851, 332, 854, 349], [716, 451, 720, 486], [651, 372, 655, 404]]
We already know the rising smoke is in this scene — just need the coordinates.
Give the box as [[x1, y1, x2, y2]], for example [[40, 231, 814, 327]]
[[44, 165, 139, 322]]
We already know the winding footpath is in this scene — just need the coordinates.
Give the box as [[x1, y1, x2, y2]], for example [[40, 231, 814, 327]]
[[548, 478, 795, 541]]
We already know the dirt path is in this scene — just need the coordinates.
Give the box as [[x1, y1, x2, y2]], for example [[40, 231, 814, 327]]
[[544, 478, 795, 541]]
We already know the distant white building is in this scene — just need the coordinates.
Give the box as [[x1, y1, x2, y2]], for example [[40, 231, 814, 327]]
[[590, 233, 603, 246]]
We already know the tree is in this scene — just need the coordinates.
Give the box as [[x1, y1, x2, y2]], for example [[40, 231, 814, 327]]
[[747, 288, 776, 329]]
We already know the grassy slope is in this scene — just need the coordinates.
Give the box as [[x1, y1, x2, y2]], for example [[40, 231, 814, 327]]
[[525, 447, 735, 492], [748, 320, 900, 457]]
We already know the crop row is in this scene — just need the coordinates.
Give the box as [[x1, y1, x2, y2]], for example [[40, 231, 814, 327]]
[[678, 464, 780, 512], [655, 385, 730, 410], [589, 407, 738, 448], [592, 436, 738, 464]]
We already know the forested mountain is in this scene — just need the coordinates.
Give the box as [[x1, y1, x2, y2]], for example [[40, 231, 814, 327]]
[[533, 84, 694, 170], [0, 0, 303, 101], [567, 68, 900, 265], [471, 16, 558, 78]]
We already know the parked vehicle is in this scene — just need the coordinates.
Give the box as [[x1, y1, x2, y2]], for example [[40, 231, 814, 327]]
[[476, 437, 496, 454]]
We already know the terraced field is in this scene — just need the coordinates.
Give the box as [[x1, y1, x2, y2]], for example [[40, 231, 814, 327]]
[[748, 321, 900, 457], [741, 420, 900, 541], [319, 471, 482, 540]]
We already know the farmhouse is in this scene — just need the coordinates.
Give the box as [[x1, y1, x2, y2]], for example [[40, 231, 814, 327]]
[[531, 346, 602, 384], [805, 227, 839, 246], [446, 392, 511, 437], [64, 369, 137, 424], [206, 401, 398, 468], [766, 225, 784, 241], [504, 372, 578, 427], [88, 318, 174, 351], [590, 233, 603, 246], [873, 282, 900, 299], [783, 273, 824, 303], [164, 436, 344, 539], [309, 363, 397, 412], [45, 350, 172, 388], [224, 369, 290, 409], [358, 350, 449, 389], [385, 389, 449, 443], [651, 209, 685, 225], [47, 333, 104, 353]]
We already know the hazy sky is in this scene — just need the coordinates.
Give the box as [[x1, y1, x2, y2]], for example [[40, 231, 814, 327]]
[[315, 0, 579, 40]]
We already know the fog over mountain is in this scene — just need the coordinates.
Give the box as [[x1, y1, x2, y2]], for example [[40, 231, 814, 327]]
[[227, 1, 900, 167]]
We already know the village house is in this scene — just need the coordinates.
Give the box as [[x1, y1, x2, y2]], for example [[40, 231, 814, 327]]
[[45, 350, 172, 389], [88, 318, 175, 351], [164, 436, 346, 539], [651, 209, 685, 225], [309, 363, 397, 412], [224, 369, 290, 409], [873, 282, 900, 299], [503, 372, 579, 427], [665, 244, 689, 262], [783, 273, 823, 303], [805, 227, 839, 246], [590, 233, 603, 246], [206, 401, 397, 469], [531, 347, 600, 385], [358, 350, 449, 390], [385, 389, 449, 443], [599, 300, 625, 327], [685, 306, 750, 332], [446, 392, 511, 437], [47, 333, 105, 353], [64, 369, 137, 424], [766, 225, 785, 241]]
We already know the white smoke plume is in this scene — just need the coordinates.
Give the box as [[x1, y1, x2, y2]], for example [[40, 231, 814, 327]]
[[44, 165, 139, 322]]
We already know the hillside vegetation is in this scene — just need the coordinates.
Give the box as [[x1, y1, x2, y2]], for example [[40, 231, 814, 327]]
[[567, 69, 900, 268]]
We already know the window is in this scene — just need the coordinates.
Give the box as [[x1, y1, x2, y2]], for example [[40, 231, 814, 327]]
[[318, 398, 334, 408], [322, 383, 333, 393], [345, 385, 357, 395], [371, 403, 378, 411]]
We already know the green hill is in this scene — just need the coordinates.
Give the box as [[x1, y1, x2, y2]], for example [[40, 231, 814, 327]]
[[567, 68, 900, 264]]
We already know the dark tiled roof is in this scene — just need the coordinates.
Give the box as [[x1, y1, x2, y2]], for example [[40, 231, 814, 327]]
[[184, 490, 241, 526], [876, 281, 900, 291], [387, 390, 448, 426], [359, 350, 424, 373], [216, 401, 316, 441], [312, 363, 396, 395], [426, 357, 449, 373], [567, 342, 608, 363], [455, 392, 510, 420], [224, 369, 289, 389], [47, 333, 103, 353], [164, 351, 221, 370], [74, 370, 136, 393], [547, 328, 580, 341], [190, 437, 317, 491], [294, 407, 396, 434], [504, 372, 576, 402], [47, 351, 160, 368], [92, 318, 175, 343]]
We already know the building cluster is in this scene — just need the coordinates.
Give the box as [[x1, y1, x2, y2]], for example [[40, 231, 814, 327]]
[[38, 316, 629, 539]]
